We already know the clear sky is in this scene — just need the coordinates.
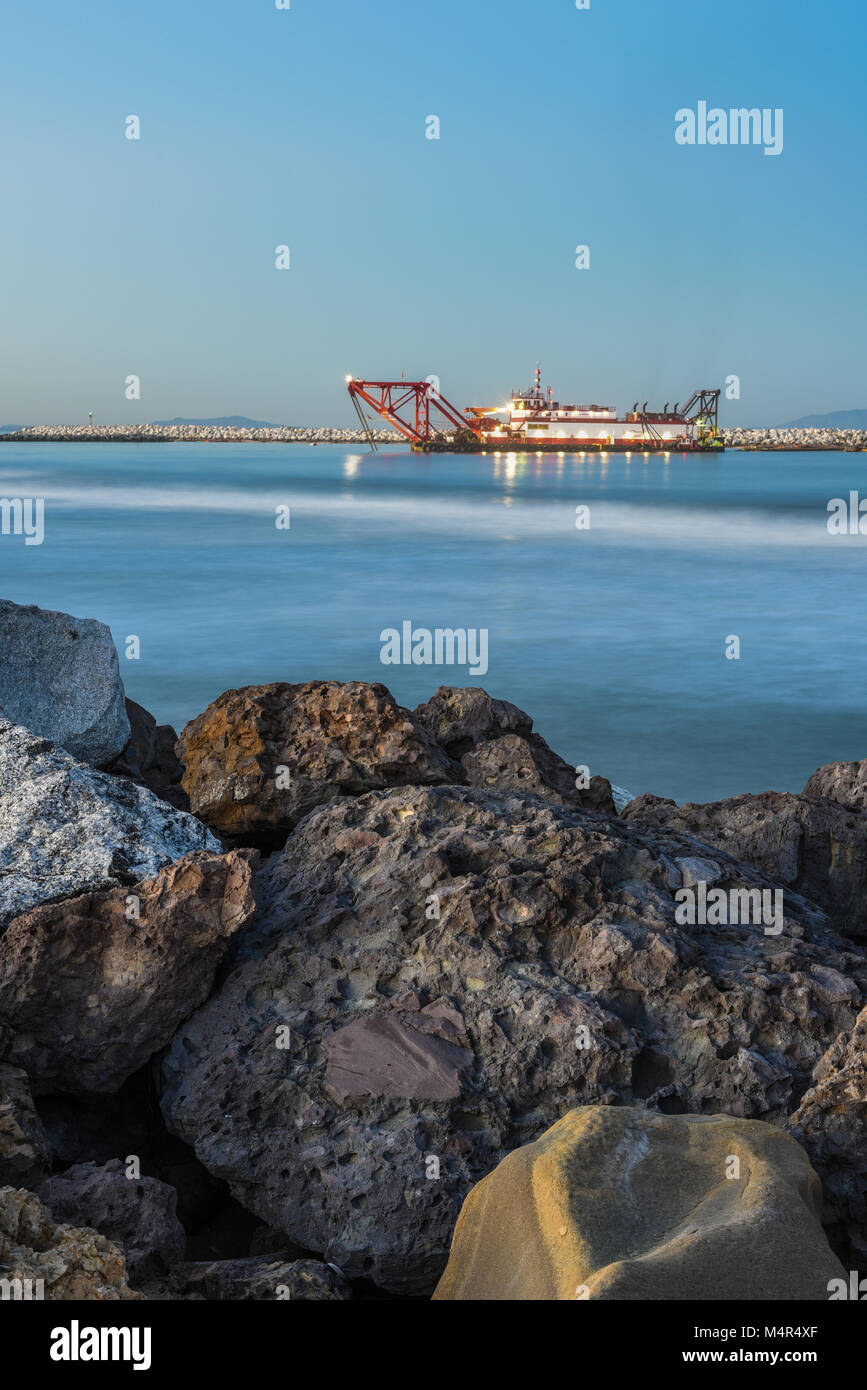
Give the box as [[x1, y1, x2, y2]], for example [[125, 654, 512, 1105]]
[[1, 0, 864, 427]]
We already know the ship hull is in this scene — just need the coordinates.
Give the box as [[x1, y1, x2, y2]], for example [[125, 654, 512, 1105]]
[[415, 438, 724, 454]]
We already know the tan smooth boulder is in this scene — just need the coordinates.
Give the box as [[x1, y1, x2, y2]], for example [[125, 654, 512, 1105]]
[[433, 1106, 846, 1300]]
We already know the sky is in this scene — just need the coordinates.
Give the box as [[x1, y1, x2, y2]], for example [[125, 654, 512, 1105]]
[[1, 0, 865, 428]]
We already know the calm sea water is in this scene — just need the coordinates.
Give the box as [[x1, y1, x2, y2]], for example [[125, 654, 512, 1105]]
[[1, 441, 866, 804]]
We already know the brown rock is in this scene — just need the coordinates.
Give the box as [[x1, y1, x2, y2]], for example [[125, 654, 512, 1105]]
[[413, 686, 533, 755], [433, 1107, 846, 1301], [623, 790, 867, 939], [0, 1185, 142, 1300], [461, 733, 615, 815], [416, 687, 616, 815], [176, 681, 460, 846], [0, 850, 257, 1094]]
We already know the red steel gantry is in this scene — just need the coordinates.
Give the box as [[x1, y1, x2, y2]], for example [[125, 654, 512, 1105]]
[[346, 377, 478, 449]]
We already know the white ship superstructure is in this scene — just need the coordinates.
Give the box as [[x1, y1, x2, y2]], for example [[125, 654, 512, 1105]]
[[468, 367, 720, 449]]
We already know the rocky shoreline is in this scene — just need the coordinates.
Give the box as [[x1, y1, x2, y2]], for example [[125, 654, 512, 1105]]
[[1, 598, 865, 1301]]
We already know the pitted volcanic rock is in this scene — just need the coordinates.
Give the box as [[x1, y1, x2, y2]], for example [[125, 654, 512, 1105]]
[[160, 784, 865, 1294]]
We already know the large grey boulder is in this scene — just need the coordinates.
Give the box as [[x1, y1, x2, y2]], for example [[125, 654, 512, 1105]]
[[161, 783, 867, 1295], [0, 600, 130, 765], [0, 717, 221, 930]]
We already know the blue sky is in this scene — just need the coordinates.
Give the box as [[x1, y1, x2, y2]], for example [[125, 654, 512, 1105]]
[[1, 0, 864, 426]]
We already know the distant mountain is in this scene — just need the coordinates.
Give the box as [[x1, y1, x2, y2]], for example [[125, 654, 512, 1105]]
[[782, 409, 867, 429], [0, 425, 23, 433], [152, 415, 285, 428]]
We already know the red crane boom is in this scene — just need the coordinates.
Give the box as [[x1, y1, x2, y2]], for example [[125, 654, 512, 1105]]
[[346, 378, 479, 447]]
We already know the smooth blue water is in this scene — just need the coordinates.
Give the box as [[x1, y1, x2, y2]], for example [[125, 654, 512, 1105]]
[[1, 442, 866, 804]]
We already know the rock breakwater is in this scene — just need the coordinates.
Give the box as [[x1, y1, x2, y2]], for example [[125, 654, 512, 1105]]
[[724, 427, 867, 451], [0, 424, 403, 444]]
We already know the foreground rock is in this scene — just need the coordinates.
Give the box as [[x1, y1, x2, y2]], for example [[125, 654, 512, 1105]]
[[106, 699, 187, 810], [38, 1161, 185, 1279], [622, 790, 867, 939], [0, 719, 221, 930], [789, 1005, 867, 1270], [433, 1106, 845, 1300], [0, 850, 257, 1093], [0, 1065, 51, 1187], [170, 1255, 352, 1301], [177, 681, 459, 846], [0, 599, 129, 765], [0, 1186, 141, 1299], [414, 686, 616, 814], [161, 784, 865, 1294], [804, 758, 867, 812]]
